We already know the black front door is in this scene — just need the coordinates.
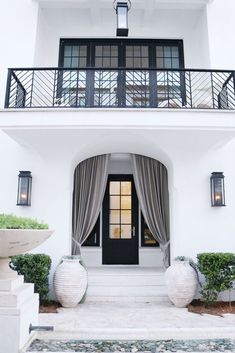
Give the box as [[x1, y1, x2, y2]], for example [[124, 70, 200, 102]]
[[102, 175, 139, 265]]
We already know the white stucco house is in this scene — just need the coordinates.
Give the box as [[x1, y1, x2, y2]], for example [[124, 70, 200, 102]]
[[0, 0, 235, 301]]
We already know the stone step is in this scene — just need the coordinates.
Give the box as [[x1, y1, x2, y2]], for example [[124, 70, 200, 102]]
[[88, 274, 165, 286], [0, 283, 34, 307], [87, 285, 167, 297], [0, 276, 24, 292], [86, 267, 168, 302], [85, 295, 170, 303]]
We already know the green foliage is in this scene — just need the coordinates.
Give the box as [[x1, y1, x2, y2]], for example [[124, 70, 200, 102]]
[[197, 253, 235, 304], [10, 254, 51, 304], [0, 214, 48, 229]]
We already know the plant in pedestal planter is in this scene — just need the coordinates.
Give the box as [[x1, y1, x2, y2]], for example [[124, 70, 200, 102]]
[[0, 214, 49, 230], [53, 255, 88, 308], [165, 256, 199, 308], [0, 214, 53, 278]]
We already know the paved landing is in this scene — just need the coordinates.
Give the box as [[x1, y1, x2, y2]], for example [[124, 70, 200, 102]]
[[38, 302, 235, 341]]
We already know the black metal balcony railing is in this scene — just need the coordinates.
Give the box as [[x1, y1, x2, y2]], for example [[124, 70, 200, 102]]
[[4, 67, 235, 110]]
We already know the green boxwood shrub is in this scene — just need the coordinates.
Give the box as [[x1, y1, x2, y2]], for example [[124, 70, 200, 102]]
[[10, 254, 51, 304], [0, 214, 48, 229], [197, 252, 235, 304]]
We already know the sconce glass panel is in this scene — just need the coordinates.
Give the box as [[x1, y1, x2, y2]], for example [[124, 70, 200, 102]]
[[17, 171, 32, 206], [210, 172, 225, 207]]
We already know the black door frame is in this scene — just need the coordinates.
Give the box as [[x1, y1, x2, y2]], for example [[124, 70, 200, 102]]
[[102, 174, 139, 265]]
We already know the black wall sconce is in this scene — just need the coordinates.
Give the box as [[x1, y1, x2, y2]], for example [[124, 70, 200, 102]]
[[210, 172, 225, 207], [17, 171, 32, 206], [113, 0, 131, 36]]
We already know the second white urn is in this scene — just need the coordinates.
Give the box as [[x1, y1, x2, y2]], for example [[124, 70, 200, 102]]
[[165, 260, 198, 308], [54, 256, 87, 308]]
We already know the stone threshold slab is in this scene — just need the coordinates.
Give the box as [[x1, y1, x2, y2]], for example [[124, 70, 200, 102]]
[[34, 327, 235, 341]]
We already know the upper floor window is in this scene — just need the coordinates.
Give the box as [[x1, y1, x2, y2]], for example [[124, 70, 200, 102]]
[[63, 45, 87, 68], [59, 39, 184, 69]]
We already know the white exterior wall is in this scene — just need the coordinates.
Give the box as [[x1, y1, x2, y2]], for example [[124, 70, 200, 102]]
[[207, 0, 235, 69], [33, 7, 210, 68], [0, 0, 39, 108]]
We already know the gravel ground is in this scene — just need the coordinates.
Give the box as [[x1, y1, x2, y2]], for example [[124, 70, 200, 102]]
[[27, 338, 235, 352]]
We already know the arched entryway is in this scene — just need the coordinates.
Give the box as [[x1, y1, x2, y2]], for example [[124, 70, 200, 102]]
[[72, 153, 170, 269]]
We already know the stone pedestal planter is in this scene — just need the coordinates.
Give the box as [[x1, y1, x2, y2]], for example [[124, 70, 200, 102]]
[[165, 260, 198, 308], [0, 227, 54, 353], [54, 256, 88, 308]]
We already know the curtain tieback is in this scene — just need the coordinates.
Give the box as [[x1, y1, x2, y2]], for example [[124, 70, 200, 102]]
[[72, 237, 81, 249], [160, 240, 170, 252]]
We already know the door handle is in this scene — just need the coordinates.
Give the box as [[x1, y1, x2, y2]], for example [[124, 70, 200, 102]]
[[132, 226, 136, 237]]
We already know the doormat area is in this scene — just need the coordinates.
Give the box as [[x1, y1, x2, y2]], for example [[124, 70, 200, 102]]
[[27, 339, 235, 352]]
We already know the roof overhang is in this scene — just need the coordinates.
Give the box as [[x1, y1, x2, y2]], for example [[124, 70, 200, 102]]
[[35, 0, 213, 10]]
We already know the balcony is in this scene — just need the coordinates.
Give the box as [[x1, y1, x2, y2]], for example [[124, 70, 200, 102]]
[[5, 68, 235, 110]]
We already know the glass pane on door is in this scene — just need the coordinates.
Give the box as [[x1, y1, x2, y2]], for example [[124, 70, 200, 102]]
[[155, 45, 182, 106], [94, 45, 119, 107], [125, 45, 150, 107], [109, 181, 133, 239], [60, 44, 88, 107]]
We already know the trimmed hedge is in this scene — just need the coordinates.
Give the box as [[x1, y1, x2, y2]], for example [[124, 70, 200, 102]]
[[0, 214, 48, 229], [10, 254, 51, 304], [197, 252, 235, 304]]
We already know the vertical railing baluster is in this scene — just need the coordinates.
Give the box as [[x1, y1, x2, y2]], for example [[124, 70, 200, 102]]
[[211, 71, 215, 109], [188, 71, 193, 108], [86, 68, 94, 107], [180, 70, 186, 107], [233, 71, 235, 109], [167, 70, 170, 107], [4, 69, 12, 108], [52, 70, 56, 107], [30, 70, 34, 108], [76, 68, 79, 107], [121, 69, 126, 107], [149, 69, 157, 108]]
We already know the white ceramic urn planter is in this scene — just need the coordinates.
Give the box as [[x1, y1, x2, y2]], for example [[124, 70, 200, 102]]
[[54, 256, 88, 308], [165, 260, 198, 308]]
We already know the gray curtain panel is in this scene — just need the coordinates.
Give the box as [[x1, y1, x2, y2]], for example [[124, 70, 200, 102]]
[[131, 154, 170, 267], [72, 154, 110, 255]]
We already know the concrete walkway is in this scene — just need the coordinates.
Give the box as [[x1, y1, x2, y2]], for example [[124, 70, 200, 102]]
[[38, 301, 235, 340]]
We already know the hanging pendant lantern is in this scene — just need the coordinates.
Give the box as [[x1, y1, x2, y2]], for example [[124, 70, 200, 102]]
[[210, 172, 226, 207], [113, 0, 131, 37]]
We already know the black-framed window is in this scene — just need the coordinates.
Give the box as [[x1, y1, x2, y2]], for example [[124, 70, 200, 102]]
[[141, 214, 159, 247], [156, 45, 180, 69], [125, 45, 149, 68], [63, 45, 88, 68], [82, 217, 100, 246], [58, 39, 184, 108], [59, 39, 184, 69]]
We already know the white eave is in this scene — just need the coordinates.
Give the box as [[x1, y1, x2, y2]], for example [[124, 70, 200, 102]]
[[34, 0, 213, 10], [0, 108, 235, 132]]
